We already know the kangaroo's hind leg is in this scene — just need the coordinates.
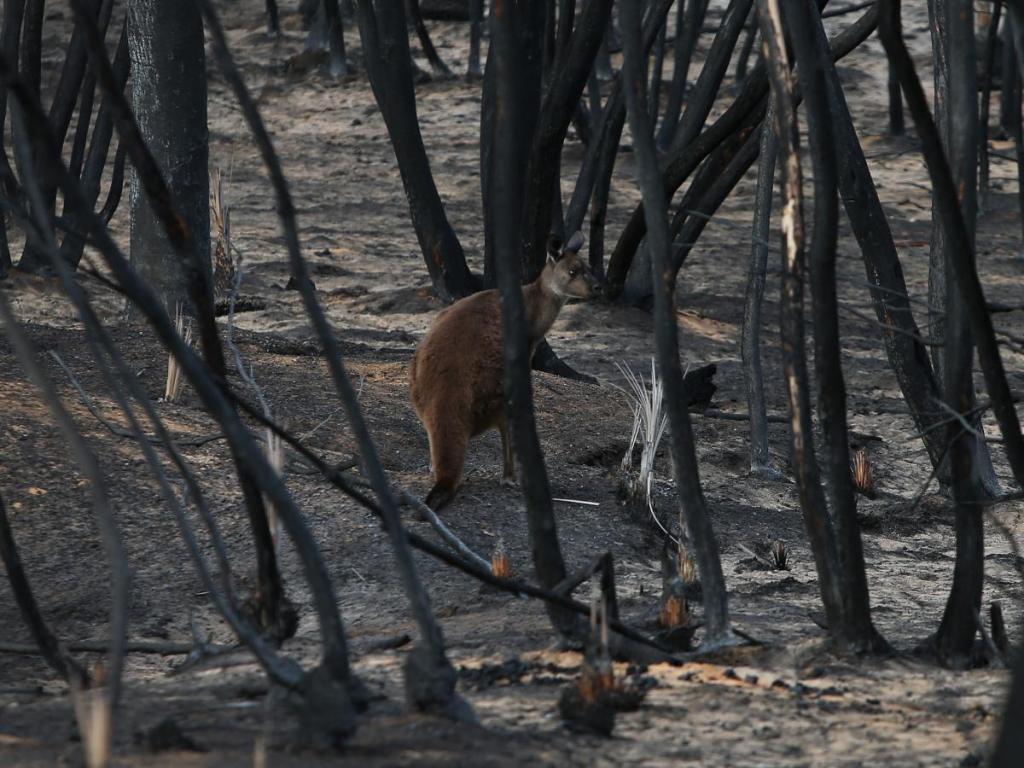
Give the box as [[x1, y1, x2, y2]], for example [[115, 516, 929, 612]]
[[498, 419, 516, 487], [424, 417, 470, 511]]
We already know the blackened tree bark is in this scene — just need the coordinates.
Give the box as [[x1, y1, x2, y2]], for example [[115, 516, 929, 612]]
[[927, 0, 1001, 500], [607, 0, 756, 291], [979, 0, 1002, 210], [757, 0, 849, 645], [607, 0, 878, 292], [267, 0, 281, 35], [19, 0, 110, 274], [355, 0, 477, 302], [788, 0, 883, 653], [76, 0, 298, 645], [60, 21, 128, 268], [322, 0, 350, 77], [648, 16, 667, 121], [734, 7, 758, 83], [881, 0, 1024, 660], [98, 138, 126, 224], [520, 0, 613, 281], [406, 0, 452, 78], [742, 110, 778, 477], [467, 0, 482, 77], [126, 1, 212, 317], [563, 0, 674, 273], [887, 63, 903, 135], [0, 0, 27, 275], [931, 0, 986, 665], [620, 0, 736, 649], [811, 10, 951, 476], [657, 0, 711, 149], [488, 0, 578, 641], [883, 0, 1024, 491]]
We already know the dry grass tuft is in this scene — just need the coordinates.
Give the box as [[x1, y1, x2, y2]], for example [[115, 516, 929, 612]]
[[70, 664, 112, 768], [491, 537, 511, 579], [852, 447, 876, 498], [211, 167, 238, 297], [164, 306, 194, 403], [769, 539, 789, 570]]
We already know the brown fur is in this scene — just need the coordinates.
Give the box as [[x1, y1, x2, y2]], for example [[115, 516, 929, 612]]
[[410, 244, 595, 510]]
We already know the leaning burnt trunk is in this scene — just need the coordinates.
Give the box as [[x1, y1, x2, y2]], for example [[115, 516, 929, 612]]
[[355, 0, 477, 302], [620, 0, 735, 649]]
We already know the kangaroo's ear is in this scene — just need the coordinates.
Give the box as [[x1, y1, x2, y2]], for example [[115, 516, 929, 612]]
[[562, 230, 585, 255], [546, 234, 563, 262]]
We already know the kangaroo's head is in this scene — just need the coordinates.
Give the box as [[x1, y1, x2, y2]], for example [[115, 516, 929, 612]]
[[543, 231, 596, 300]]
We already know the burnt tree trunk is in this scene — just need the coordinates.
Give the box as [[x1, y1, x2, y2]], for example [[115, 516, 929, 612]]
[[741, 109, 779, 477], [621, 0, 736, 649], [19, 0, 109, 275], [60, 21, 128, 268], [355, 0, 477, 302], [789, 0, 884, 652], [126, 0, 211, 316], [467, 0, 482, 77], [0, 0, 27, 276], [881, 0, 1024, 659], [406, 0, 452, 78], [882, 0, 1024, 494], [657, 0, 711, 149], [488, 0, 579, 641], [927, 0, 1002, 500], [932, 0, 986, 665], [608, 0, 755, 293], [757, 0, 849, 642], [978, 0, 1002, 211], [520, 0, 613, 281]]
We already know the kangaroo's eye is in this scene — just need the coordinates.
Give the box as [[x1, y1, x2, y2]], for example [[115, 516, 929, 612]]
[[568, 269, 578, 278]]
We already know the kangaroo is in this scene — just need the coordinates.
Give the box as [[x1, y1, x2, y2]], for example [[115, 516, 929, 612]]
[[409, 231, 595, 511]]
